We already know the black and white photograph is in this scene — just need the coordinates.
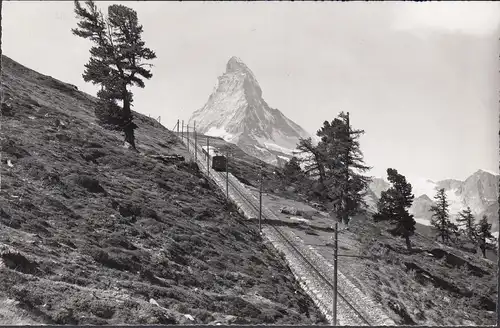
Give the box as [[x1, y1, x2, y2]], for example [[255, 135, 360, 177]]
[[0, 1, 499, 326]]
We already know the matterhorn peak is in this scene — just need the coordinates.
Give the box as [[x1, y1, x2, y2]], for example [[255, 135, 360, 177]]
[[189, 57, 312, 166], [226, 56, 251, 74]]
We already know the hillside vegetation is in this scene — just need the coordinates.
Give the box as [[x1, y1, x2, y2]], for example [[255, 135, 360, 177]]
[[202, 131, 498, 326], [0, 56, 326, 325]]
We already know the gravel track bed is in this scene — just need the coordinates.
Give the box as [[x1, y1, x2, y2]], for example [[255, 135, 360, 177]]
[[181, 136, 383, 325]]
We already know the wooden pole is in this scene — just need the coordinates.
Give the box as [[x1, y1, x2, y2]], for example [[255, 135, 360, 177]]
[[345, 111, 350, 225], [334, 111, 349, 326], [333, 221, 338, 325], [207, 137, 210, 175], [226, 150, 229, 200], [259, 167, 263, 233], [181, 120, 184, 139], [194, 121, 197, 162], [177, 119, 179, 134], [187, 125, 190, 153]]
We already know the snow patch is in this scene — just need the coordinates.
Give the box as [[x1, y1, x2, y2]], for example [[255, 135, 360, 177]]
[[445, 188, 463, 215], [262, 142, 295, 155], [479, 169, 499, 176], [205, 126, 235, 142], [415, 218, 431, 226], [408, 177, 438, 198]]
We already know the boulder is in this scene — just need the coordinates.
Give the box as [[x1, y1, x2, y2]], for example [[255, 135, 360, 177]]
[[279, 206, 300, 216]]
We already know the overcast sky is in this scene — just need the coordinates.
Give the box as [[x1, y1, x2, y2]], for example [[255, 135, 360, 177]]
[[3, 1, 499, 181]]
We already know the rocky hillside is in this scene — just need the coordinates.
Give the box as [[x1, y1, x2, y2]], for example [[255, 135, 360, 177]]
[[0, 55, 326, 325], [188, 57, 313, 166]]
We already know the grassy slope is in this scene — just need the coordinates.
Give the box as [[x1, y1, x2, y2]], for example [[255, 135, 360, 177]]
[[197, 133, 498, 326], [346, 217, 497, 325], [0, 55, 326, 325], [248, 190, 497, 325]]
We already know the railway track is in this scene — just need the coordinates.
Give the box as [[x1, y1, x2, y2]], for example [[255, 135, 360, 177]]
[[226, 174, 372, 325], [182, 135, 373, 325]]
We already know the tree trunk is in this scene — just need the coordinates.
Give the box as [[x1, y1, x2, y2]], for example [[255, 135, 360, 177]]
[[405, 235, 412, 253], [480, 240, 487, 258], [124, 122, 136, 149], [481, 246, 486, 258], [122, 92, 136, 150]]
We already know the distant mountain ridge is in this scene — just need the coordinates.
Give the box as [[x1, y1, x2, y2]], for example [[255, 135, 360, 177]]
[[189, 56, 313, 166], [366, 169, 499, 232]]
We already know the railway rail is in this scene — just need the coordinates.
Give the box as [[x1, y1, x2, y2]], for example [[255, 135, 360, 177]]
[[226, 171, 372, 325], [179, 134, 374, 325]]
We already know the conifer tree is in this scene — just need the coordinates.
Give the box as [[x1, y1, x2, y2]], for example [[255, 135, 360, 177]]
[[477, 215, 495, 258], [430, 188, 453, 243], [457, 206, 476, 243], [282, 156, 304, 184], [296, 138, 326, 184], [296, 137, 328, 196], [373, 168, 416, 251], [295, 112, 371, 224], [321, 112, 371, 225], [72, 0, 156, 150]]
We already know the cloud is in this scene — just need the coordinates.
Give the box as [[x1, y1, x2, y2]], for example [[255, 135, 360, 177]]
[[390, 2, 500, 36]]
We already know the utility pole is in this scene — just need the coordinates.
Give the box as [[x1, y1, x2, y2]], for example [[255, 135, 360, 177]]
[[333, 221, 338, 325], [207, 137, 210, 175], [187, 125, 190, 153], [333, 111, 350, 326], [177, 119, 179, 135], [344, 111, 350, 225], [259, 167, 263, 233], [226, 150, 229, 200], [194, 121, 197, 162], [181, 120, 184, 140]]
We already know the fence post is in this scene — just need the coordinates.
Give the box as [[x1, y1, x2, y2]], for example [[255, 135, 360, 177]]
[[177, 119, 180, 134], [181, 120, 184, 139], [207, 137, 210, 175]]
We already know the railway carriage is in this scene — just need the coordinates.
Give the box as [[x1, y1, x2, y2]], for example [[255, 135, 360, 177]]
[[201, 146, 227, 171], [211, 155, 227, 171]]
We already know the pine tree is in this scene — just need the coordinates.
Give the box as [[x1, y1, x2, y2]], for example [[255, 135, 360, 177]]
[[373, 168, 416, 251], [319, 112, 371, 225], [430, 188, 453, 244], [282, 156, 304, 184], [477, 215, 495, 258], [72, 0, 156, 150], [457, 206, 476, 243], [295, 112, 371, 224], [296, 137, 328, 197]]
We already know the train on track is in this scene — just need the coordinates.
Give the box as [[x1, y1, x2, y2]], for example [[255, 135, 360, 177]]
[[201, 146, 227, 172]]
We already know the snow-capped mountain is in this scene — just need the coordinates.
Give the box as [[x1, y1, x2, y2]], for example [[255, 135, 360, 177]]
[[367, 169, 499, 231], [370, 177, 391, 199], [188, 56, 313, 166]]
